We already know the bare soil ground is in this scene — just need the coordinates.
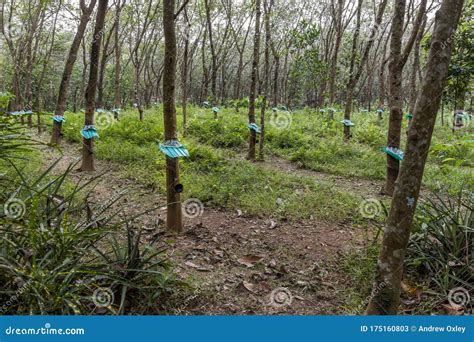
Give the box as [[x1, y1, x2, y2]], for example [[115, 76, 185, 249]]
[[38, 135, 374, 315]]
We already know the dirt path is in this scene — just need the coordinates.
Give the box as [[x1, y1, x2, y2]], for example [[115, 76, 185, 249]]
[[252, 154, 385, 199], [38, 134, 370, 315]]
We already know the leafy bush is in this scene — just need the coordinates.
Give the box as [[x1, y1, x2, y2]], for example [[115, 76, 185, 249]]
[[406, 190, 473, 296], [0, 120, 184, 314]]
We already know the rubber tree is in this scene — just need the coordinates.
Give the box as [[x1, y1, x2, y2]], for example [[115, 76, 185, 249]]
[[366, 0, 465, 315], [113, 0, 125, 119], [80, 0, 108, 172], [51, 0, 97, 145], [258, 0, 272, 161], [163, 0, 183, 233], [247, 0, 261, 161], [342, 0, 388, 140], [384, 0, 427, 195]]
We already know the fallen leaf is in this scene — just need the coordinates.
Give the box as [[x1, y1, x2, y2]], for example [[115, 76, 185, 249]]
[[213, 249, 224, 258], [237, 255, 264, 267], [242, 281, 258, 294], [184, 261, 212, 272]]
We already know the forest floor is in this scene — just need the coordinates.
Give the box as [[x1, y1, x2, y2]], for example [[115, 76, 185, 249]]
[[37, 132, 381, 315]]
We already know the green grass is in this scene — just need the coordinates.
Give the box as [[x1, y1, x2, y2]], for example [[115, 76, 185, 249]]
[[44, 104, 472, 221], [54, 108, 361, 222]]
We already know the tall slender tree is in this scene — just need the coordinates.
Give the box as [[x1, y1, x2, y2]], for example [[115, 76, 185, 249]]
[[366, 0, 465, 315], [163, 0, 183, 232], [247, 0, 261, 161], [384, 0, 427, 195], [80, 0, 109, 172], [51, 0, 97, 145], [342, 0, 388, 140]]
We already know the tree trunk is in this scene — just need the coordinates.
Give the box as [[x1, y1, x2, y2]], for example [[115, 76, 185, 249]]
[[113, 0, 123, 119], [343, 0, 363, 140], [163, 0, 183, 233], [343, 0, 388, 140], [258, 0, 271, 161], [181, 8, 190, 135], [366, 0, 465, 315], [328, 0, 344, 105], [204, 0, 218, 103], [247, 0, 261, 161], [80, 0, 108, 172], [384, 0, 427, 195], [384, 0, 406, 194], [51, 0, 97, 145]]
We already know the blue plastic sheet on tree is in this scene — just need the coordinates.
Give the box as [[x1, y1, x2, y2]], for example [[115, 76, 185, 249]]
[[279, 105, 288, 111], [212, 107, 220, 113], [361, 109, 369, 113], [328, 108, 337, 113], [248, 123, 261, 133], [203, 101, 210, 108], [272, 107, 279, 112], [10, 110, 33, 116], [341, 119, 355, 127], [382, 147, 404, 161], [80, 125, 99, 139], [319, 109, 326, 113], [159, 140, 190, 159], [405, 113, 413, 119], [112, 108, 121, 113], [376, 109, 384, 114], [96, 108, 106, 114], [52, 115, 66, 123]]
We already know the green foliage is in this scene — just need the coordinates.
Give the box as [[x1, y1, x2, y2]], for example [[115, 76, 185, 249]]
[[0, 119, 183, 315], [406, 190, 473, 296], [0, 91, 14, 112], [187, 116, 247, 149], [430, 140, 474, 167]]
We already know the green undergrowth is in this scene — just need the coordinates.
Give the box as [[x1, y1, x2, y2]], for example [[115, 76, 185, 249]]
[[56, 109, 361, 222], [45, 104, 472, 219]]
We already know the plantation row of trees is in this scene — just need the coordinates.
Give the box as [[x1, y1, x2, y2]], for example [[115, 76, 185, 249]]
[[0, 0, 472, 114]]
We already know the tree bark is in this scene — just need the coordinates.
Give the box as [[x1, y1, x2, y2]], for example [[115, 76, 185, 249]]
[[366, 0, 465, 315], [51, 0, 97, 145], [181, 8, 190, 135], [258, 0, 271, 161], [328, 0, 344, 105], [80, 0, 108, 172], [247, 0, 261, 161], [163, 0, 183, 233], [343, 0, 388, 140], [204, 0, 218, 103], [113, 0, 123, 119], [384, 0, 427, 195]]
